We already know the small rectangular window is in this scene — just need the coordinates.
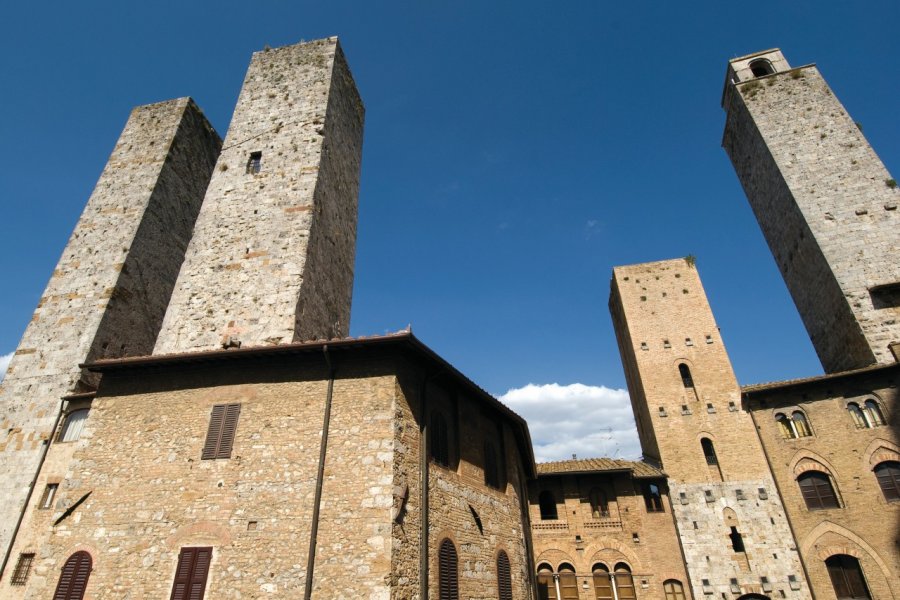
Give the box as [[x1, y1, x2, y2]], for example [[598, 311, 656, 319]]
[[39, 483, 59, 510], [11, 553, 35, 586], [201, 404, 241, 460], [170, 547, 212, 600], [246, 151, 262, 174], [870, 282, 900, 309]]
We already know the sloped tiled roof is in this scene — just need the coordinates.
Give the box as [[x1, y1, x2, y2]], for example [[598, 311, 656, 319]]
[[536, 457, 665, 479], [741, 361, 898, 394]]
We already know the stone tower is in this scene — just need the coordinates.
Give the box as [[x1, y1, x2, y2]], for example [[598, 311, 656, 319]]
[[610, 258, 809, 600], [722, 49, 900, 374], [154, 37, 364, 354], [0, 99, 220, 562]]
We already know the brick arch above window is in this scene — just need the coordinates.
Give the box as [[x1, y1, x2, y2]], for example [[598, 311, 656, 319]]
[[862, 438, 900, 467], [790, 449, 839, 479], [803, 523, 894, 586]]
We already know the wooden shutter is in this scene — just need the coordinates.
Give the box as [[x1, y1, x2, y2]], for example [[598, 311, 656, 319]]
[[593, 568, 613, 600], [53, 551, 92, 600], [438, 539, 459, 600], [875, 462, 900, 501], [799, 472, 838, 509], [201, 404, 240, 460], [558, 567, 579, 600], [170, 547, 212, 600], [496, 551, 512, 600]]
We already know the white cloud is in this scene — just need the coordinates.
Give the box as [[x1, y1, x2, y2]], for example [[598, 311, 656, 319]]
[[498, 382, 641, 463], [0, 352, 12, 382]]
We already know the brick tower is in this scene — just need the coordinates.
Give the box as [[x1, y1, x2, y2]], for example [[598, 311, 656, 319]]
[[154, 37, 365, 354], [0, 99, 220, 562], [722, 49, 900, 373], [610, 258, 809, 600]]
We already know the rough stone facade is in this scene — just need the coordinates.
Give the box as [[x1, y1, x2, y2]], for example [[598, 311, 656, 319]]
[[609, 259, 809, 600], [722, 49, 900, 374], [154, 37, 364, 353], [529, 459, 691, 600], [0, 98, 220, 566], [743, 365, 900, 600]]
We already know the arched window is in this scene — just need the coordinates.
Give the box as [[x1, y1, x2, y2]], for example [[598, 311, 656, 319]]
[[536, 564, 556, 600], [58, 409, 89, 443], [749, 58, 775, 77], [825, 555, 871, 599], [589, 488, 609, 518], [862, 400, 885, 427], [53, 551, 92, 600], [614, 563, 636, 600], [539, 491, 558, 520], [775, 413, 795, 439], [798, 471, 839, 510], [496, 551, 512, 600], [701, 438, 718, 466], [431, 412, 450, 467], [847, 403, 866, 428], [729, 526, 746, 552], [484, 440, 500, 489], [678, 364, 695, 388], [593, 564, 613, 600], [792, 411, 812, 437], [664, 580, 687, 600], [438, 539, 459, 600], [874, 461, 900, 502], [558, 564, 579, 600]]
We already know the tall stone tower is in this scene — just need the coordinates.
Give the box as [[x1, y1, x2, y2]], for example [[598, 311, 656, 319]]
[[722, 49, 900, 373], [0, 99, 220, 562], [610, 258, 809, 600], [154, 37, 364, 354]]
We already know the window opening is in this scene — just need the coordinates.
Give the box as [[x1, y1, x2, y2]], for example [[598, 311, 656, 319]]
[[201, 403, 241, 460], [537, 564, 556, 600], [730, 526, 746, 552], [847, 403, 866, 428], [792, 411, 812, 437], [558, 564, 579, 600], [590, 488, 610, 518], [798, 471, 839, 510], [52, 551, 92, 600], [643, 483, 664, 512], [431, 412, 450, 467], [664, 580, 687, 600], [593, 564, 613, 600], [825, 555, 871, 600], [246, 151, 262, 174], [749, 58, 776, 77], [614, 563, 636, 600], [497, 551, 513, 600], [483, 440, 500, 489], [39, 483, 59, 510], [170, 547, 212, 600], [701, 438, 718, 465], [58, 409, 89, 442], [11, 553, 35, 586], [539, 490, 558, 520], [862, 400, 885, 427], [468, 505, 484, 534], [874, 461, 900, 501], [678, 364, 694, 388]]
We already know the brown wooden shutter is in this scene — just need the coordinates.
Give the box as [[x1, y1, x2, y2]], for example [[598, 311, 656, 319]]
[[170, 547, 212, 600], [201, 404, 240, 460], [53, 551, 92, 600], [496, 551, 512, 600], [438, 538, 459, 600]]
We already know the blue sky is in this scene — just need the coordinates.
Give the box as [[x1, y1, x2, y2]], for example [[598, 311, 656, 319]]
[[2, 1, 898, 460]]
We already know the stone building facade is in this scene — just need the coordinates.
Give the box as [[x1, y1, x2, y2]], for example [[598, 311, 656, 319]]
[[722, 49, 900, 373]]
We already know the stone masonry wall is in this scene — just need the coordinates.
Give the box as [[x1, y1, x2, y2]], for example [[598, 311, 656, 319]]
[[155, 38, 364, 354], [609, 258, 807, 599], [746, 368, 899, 600], [722, 54, 900, 373], [0, 98, 219, 567]]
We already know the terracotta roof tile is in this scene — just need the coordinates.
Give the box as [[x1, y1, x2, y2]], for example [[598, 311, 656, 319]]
[[536, 457, 665, 478]]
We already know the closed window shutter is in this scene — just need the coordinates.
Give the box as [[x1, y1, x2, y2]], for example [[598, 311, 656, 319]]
[[53, 551, 92, 600], [438, 539, 459, 600], [170, 547, 212, 600], [497, 551, 512, 600], [201, 404, 240, 460]]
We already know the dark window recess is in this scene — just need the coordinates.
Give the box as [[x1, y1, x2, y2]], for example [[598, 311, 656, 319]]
[[826, 555, 871, 600], [430, 412, 450, 467], [678, 364, 695, 388], [246, 151, 262, 174], [468, 505, 483, 535], [701, 438, 718, 466], [749, 58, 776, 77], [497, 551, 513, 600], [170, 547, 212, 600], [40, 483, 59, 509], [643, 483, 664, 512], [483, 440, 500, 489], [874, 461, 900, 502], [798, 471, 840, 510], [201, 404, 241, 460], [730, 527, 746, 553], [52, 551, 92, 600], [539, 490, 558, 520], [11, 553, 35, 586], [438, 539, 459, 600], [869, 282, 900, 309]]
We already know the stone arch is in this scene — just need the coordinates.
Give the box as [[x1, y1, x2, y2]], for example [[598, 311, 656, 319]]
[[585, 537, 643, 572], [862, 438, 900, 467], [789, 448, 839, 478], [534, 549, 578, 573], [722, 507, 739, 527], [166, 520, 232, 549], [801, 520, 895, 586]]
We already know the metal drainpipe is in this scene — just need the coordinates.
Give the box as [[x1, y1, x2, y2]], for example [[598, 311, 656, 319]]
[[747, 399, 818, 600], [0, 398, 66, 581], [304, 346, 335, 600]]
